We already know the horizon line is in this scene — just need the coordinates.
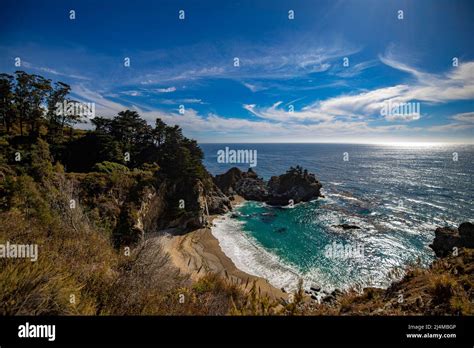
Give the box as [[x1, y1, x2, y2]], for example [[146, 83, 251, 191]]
[[197, 141, 474, 145]]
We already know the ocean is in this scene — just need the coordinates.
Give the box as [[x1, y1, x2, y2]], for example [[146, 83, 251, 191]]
[[201, 143, 474, 291]]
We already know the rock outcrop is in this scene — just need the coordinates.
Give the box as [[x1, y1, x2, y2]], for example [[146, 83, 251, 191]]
[[333, 224, 361, 230], [430, 222, 474, 257], [214, 167, 268, 200], [266, 166, 322, 206], [234, 175, 268, 201], [214, 166, 322, 206], [214, 167, 246, 195]]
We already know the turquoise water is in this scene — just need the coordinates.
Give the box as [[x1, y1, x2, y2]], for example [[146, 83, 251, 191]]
[[202, 143, 474, 290]]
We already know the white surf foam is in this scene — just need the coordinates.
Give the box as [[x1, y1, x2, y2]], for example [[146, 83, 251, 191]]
[[327, 192, 361, 202], [211, 213, 308, 291]]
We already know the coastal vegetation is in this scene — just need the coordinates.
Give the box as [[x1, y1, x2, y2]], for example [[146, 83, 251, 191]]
[[0, 71, 472, 315]]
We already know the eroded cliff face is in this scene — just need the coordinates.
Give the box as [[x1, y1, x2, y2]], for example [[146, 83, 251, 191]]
[[162, 176, 231, 231], [134, 183, 167, 234], [69, 170, 231, 246], [202, 177, 232, 215]]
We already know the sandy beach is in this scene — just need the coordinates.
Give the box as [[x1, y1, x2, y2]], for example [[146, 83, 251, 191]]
[[158, 195, 287, 300]]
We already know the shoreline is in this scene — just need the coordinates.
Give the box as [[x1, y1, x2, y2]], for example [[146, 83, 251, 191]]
[[158, 195, 287, 300]]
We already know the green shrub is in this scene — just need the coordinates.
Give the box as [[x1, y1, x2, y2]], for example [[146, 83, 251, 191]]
[[93, 161, 130, 174]]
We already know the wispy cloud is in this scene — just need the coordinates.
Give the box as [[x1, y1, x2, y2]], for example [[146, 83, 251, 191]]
[[74, 83, 469, 143], [129, 40, 359, 85], [155, 86, 176, 93], [157, 98, 205, 105], [452, 112, 474, 123], [242, 81, 266, 92], [70, 50, 474, 143], [72, 85, 128, 116], [120, 90, 142, 97], [22, 61, 90, 81], [245, 57, 474, 124], [331, 59, 378, 78], [428, 111, 474, 132]]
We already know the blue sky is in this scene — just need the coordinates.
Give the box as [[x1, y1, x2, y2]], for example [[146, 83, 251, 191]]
[[1, 0, 473, 143]]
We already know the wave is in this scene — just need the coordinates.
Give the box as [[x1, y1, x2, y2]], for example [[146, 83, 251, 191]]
[[211, 214, 304, 290], [404, 198, 447, 211], [327, 193, 361, 202]]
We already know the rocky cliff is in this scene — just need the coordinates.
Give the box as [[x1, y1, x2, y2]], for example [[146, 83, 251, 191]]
[[430, 222, 474, 257], [69, 169, 231, 246]]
